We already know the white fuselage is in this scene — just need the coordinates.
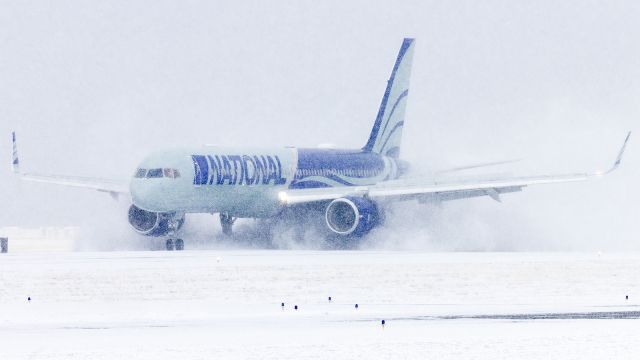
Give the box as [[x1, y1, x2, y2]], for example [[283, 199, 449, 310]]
[[130, 146, 398, 218]]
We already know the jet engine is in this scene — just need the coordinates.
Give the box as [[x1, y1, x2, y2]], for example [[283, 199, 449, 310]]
[[127, 204, 184, 237], [324, 197, 381, 237]]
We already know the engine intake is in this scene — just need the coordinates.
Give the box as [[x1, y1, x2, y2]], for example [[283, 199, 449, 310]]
[[128, 205, 184, 237], [325, 197, 380, 237]]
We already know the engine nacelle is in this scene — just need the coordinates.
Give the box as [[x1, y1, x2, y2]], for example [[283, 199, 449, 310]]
[[324, 197, 381, 237], [128, 204, 184, 237]]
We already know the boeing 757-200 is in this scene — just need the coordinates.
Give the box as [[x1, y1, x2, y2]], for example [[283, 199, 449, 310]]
[[11, 38, 630, 250]]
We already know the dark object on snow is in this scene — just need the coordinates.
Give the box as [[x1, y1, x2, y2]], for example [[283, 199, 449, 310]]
[[626, 295, 629, 300], [294, 305, 298, 310], [328, 296, 332, 302], [27, 297, 31, 302], [355, 304, 358, 309], [0, 237, 7, 253], [381, 320, 385, 325], [281, 302, 285, 307]]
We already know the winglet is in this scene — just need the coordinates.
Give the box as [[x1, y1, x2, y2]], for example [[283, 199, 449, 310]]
[[602, 131, 631, 175], [11, 131, 20, 174]]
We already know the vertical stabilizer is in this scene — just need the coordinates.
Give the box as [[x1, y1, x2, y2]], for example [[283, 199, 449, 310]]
[[12, 132, 20, 173], [363, 38, 415, 158]]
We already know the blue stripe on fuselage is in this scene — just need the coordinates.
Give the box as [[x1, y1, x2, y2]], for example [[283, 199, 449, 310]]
[[289, 149, 386, 189], [192, 154, 286, 186]]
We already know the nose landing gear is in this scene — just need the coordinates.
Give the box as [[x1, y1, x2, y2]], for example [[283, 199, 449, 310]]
[[165, 238, 184, 251], [163, 214, 185, 251]]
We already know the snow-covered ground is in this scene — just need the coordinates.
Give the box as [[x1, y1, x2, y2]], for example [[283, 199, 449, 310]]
[[1, 251, 639, 359]]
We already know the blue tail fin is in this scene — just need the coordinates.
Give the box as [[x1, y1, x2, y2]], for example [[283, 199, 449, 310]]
[[363, 38, 415, 158]]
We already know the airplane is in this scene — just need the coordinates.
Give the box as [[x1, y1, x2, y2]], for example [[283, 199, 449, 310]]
[[11, 38, 631, 250]]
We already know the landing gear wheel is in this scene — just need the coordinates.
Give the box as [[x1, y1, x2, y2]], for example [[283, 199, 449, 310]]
[[175, 239, 184, 251], [220, 213, 236, 236], [166, 238, 175, 251]]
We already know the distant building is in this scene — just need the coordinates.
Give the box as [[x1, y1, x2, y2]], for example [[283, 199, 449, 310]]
[[0, 226, 78, 252]]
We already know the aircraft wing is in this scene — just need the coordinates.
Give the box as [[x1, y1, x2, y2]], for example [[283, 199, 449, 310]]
[[279, 132, 631, 205], [16, 173, 129, 195], [11, 132, 129, 197]]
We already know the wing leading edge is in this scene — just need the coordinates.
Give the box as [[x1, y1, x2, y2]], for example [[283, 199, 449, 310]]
[[279, 132, 631, 205], [11, 132, 129, 198]]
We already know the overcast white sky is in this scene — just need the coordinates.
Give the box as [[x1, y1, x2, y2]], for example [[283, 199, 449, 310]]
[[1, 0, 638, 250]]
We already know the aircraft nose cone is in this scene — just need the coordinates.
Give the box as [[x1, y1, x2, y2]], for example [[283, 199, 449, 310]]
[[130, 179, 161, 211]]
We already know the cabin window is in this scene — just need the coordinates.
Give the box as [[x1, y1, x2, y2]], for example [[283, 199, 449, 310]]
[[147, 168, 163, 178], [135, 168, 147, 178]]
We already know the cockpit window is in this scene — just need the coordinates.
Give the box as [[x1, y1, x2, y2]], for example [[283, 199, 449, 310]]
[[138, 168, 180, 179], [163, 168, 181, 178], [147, 168, 163, 178], [134, 168, 147, 178]]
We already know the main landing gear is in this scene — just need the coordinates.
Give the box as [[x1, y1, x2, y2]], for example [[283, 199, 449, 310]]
[[165, 238, 184, 251], [220, 213, 236, 236]]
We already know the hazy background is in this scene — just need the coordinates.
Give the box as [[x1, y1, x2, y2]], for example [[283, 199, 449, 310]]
[[1, 0, 637, 250]]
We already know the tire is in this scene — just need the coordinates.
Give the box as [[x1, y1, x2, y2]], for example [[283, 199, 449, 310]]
[[220, 213, 234, 236], [175, 239, 184, 251], [166, 238, 175, 251]]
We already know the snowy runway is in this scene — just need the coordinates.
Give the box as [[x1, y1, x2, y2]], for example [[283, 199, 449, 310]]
[[1, 251, 639, 359]]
